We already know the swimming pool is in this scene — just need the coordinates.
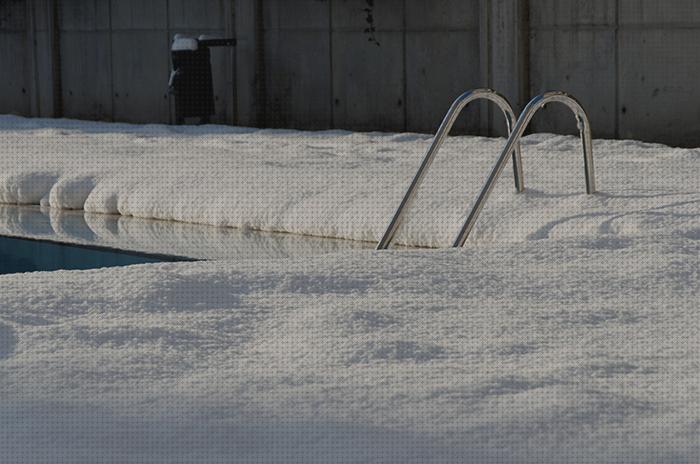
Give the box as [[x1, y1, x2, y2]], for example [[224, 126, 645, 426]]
[[0, 205, 374, 275], [0, 235, 187, 275]]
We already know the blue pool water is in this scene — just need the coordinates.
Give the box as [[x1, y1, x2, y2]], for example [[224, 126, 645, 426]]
[[0, 235, 186, 275]]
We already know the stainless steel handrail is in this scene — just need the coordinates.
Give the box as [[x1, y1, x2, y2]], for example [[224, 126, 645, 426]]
[[376, 89, 524, 250], [452, 91, 596, 247]]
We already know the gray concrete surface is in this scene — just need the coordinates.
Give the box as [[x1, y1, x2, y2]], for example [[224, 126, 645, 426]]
[[2, 0, 700, 146], [0, 0, 30, 116]]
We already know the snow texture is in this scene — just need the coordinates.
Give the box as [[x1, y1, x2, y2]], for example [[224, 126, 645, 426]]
[[171, 35, 198, 51], [0, 115, 698, 462], [0, 205, 372, 261]]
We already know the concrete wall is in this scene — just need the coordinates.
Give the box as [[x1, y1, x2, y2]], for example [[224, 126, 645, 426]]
[[262, 0, 332, 129], [258, 0, 481, 133], [529, 0, 700, 146], [0, 0, 233, 124], [617, 0, 700, 146], [0, 0, 31, 116], [60, 0, 233, 124], [3, 0, 700, 145]]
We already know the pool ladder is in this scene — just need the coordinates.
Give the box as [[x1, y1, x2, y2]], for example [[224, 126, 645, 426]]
[[377, 89, 596, 250]]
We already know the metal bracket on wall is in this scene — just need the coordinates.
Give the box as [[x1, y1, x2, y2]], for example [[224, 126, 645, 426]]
[[376, 88, 524, 250]]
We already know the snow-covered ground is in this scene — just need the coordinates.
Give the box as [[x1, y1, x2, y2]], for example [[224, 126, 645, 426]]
[[0, 115, 698, 462], [2, 115, 698, 248]]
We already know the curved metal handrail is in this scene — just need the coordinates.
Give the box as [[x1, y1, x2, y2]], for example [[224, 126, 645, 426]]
[[376, 89, 525, 250], [452, 91, 596, 247]]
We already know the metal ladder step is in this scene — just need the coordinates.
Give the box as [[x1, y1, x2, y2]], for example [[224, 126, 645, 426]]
[[377, 90, 597, 250], [376, 89, 524, 250]]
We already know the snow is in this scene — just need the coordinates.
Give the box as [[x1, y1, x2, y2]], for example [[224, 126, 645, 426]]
[[0, 115, 698, 462], [2, 114, 698, 248], [0, 205, 371, 261], [171, 34, 198, 51]]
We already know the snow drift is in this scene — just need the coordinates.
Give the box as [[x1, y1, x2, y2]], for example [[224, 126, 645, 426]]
[[1, 115, 698, 247], [0, 116, 698, 462]]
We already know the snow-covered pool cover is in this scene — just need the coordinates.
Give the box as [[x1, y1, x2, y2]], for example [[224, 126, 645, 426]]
[[0, 115, 698, 462]]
